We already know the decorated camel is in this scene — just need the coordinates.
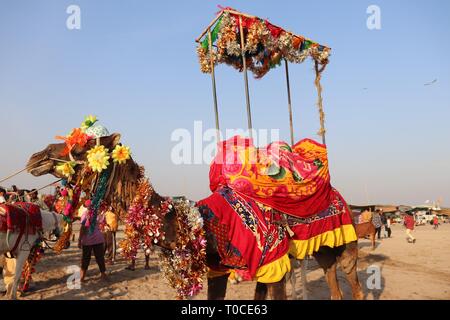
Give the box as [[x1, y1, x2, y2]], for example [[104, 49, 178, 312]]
[[26, 115, 363, 300], [192, 8, 365, 300], [352, 206, 378, 250], [196, 136, 363, 300], [0, 204, 65, 299], [25, 118, 204, 296]]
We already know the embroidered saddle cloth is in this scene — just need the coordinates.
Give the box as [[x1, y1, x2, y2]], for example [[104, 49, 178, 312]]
[[0, 202, 43, 234], [197, 187, 289, 278]]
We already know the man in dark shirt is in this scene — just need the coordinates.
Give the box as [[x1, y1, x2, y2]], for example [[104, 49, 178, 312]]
[[372, 210, 383, 240]]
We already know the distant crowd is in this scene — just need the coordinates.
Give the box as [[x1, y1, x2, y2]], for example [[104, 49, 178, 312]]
[[0, 185, 40, 205], [1, 184, 120, 295]]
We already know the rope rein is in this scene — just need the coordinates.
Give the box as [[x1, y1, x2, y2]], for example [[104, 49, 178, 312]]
[[314, 60, 327, 145], [0, 158, 44, 184], [0, 154, 81, 185]]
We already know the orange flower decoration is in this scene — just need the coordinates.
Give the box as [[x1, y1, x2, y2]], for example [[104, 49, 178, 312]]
[[56, 128, 91, 156]]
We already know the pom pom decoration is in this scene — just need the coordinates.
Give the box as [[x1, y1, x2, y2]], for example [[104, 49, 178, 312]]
[[112, 145, 131, 164], [86, 145, 110, 173]]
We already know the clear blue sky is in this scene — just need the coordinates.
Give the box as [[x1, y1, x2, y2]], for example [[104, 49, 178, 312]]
[[1, 0, 449, 206]]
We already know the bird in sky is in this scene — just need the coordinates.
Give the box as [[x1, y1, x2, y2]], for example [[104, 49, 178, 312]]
[[424, 79, 437, 86]]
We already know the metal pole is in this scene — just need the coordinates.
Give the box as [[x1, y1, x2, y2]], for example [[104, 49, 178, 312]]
[[208, 29, 220, 142], [239, 16, 253, 138], [284, 59, 294, 146]]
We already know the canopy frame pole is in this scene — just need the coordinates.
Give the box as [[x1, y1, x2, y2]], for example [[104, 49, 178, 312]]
[[196, 11, 224, 43], [238, 15, 253, 139], [284, 59, 295, 146], [208, 29, 220, 142]]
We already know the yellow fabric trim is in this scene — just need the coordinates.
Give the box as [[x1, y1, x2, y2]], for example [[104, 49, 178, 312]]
[[254, 254, 291, 284], [289, 224, 357, 260], [207, 254, 291, 283]]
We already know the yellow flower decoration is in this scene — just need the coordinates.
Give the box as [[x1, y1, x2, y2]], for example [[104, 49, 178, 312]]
[[55, 162, 76, 178], [112, 145, 131, 164], [87, 145, 110, 173], [81, 115, 98, 131]]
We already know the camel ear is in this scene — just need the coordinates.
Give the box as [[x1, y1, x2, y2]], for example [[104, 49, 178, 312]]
[[111, 133, 121, 147]]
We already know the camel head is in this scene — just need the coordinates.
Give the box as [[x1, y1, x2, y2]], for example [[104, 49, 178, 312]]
[[27, 133, 122, 178], [41, 210, 66, 238]]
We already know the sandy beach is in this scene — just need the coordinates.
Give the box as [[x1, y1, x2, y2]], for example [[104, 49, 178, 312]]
[[3, 222, 449, 300]]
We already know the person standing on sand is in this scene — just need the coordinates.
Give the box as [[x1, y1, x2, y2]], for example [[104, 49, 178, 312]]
[[385, 216, 392, 238], [380, 211, 388, 238], [404, 212, 416, 244], [372, 209, 383, 240], [433, 216, 439, 230], [103, 206, 119, 265], [78, 200, 108, 282]]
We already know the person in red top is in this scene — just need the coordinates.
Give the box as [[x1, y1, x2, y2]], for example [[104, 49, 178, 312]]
[[433, 216, 439, 230], [404, 212, 416, 244]]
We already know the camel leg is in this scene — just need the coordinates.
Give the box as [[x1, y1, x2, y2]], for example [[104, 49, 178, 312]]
[[337, 242, 364, 300], [288, 258, 297, 300], [254, 282, 268, 300], [267, 277, 287, 300], [300, 259, 308, 300], [324, 263, 342, 300], [207, 274, 229, 300], [126, 258, 136, 271], [371, 232, 376, 250], [9, 250, 29, 300], [144, 253, 150, 270], [314, 247, 343, 300], [112, 232, 116, 263]]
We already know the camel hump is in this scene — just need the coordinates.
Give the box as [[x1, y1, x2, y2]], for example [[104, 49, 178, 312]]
[[361, 210, 373, 222]]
